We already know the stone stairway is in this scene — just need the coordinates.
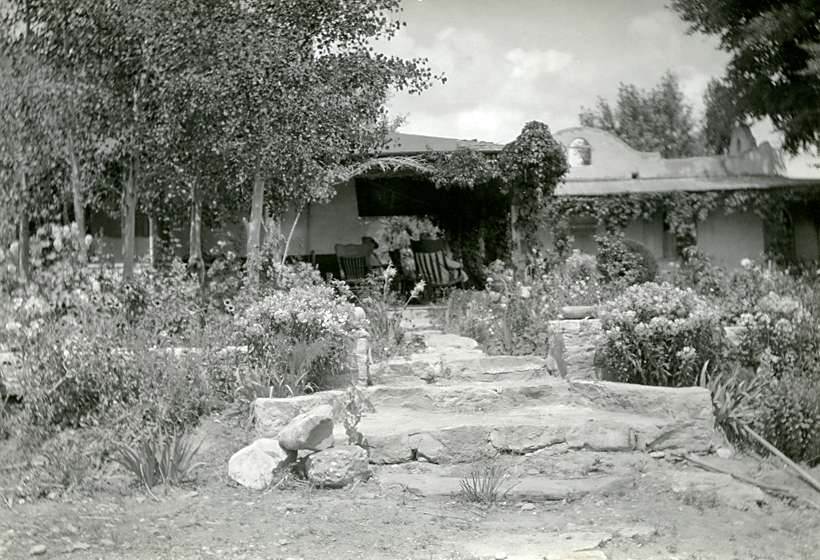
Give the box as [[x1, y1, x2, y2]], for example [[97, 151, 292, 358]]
[[253, 305, 730, 503], [358, 306, 719, 500]]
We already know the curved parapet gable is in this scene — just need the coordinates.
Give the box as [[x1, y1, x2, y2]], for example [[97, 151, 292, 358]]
[[555, 126, 785, 181]]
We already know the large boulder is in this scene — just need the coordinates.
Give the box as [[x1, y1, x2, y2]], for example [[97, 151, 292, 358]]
[[253, 391, 344, 437], [305, 446, 371, 488], [227, 439, 295, 490], [278, 404, 335, 451]]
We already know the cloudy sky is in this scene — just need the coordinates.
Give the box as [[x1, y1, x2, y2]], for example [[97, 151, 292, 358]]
[[380, 0, 819, 177]]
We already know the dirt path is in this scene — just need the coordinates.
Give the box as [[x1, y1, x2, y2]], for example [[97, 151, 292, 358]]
[[2, 462, 819, 560]]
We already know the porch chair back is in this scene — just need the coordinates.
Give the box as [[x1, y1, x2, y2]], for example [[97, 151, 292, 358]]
[[334, 243, 370, 284], [410, 238, 461, 288]]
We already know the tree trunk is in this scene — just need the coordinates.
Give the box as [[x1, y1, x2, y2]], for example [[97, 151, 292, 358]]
[[67, 131, 86, 261], [121, 161, 137, 281], [246, 172, 265, 286], [148, 214, 157, 268], [510, 199, 523, 273], [17, 169, 29, 285], [189, 185, 203, 282]]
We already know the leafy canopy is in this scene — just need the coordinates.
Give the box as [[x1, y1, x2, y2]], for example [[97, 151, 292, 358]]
[[579, 71, 698, 158], [671, 0, 820, 153]]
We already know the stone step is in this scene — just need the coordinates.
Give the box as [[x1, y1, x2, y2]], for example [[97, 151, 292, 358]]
[[365, 377, 713, 421], [370, 353, 550, 385], [400, 305, 446, 331], [377, 468, 627, 502], [360, 403, 716, 464]]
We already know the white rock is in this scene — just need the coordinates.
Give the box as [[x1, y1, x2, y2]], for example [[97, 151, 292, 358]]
[[305, 446, 371, 488], [278, 404, 335, 451], [228, 441, 294, 490]]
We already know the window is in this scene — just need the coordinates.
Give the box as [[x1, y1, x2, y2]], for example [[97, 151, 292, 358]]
[[568, 137, 591, 167]]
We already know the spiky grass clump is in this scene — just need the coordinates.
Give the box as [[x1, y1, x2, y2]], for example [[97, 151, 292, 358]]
[[458, 464, 518, 505], [114, 429, 203, 488]]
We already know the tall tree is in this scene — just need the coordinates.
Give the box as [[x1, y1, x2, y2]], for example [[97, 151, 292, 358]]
[[0, 5, 63, 284], [579, 71, 698, 158], [671, 0, 820, 153], [701, 77, 739, 155], [138, 0, 436, 284]]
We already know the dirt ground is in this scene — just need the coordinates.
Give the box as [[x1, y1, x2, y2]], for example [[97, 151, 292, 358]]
[[2, 417, 820, 560]]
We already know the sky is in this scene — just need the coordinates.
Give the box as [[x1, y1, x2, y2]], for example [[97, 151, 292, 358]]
[[379, 0, 820, 177]]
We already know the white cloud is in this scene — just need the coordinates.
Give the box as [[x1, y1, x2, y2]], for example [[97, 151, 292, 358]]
[[505, 48, 574, 78], [628, 10, 681, 38]]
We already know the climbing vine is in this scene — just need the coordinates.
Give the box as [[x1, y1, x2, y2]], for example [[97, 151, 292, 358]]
[[544, 187, 818, 262]]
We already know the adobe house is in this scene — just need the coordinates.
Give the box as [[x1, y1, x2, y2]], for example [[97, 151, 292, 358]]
[[92, 126, 820, 273], [550, 125, 820, 265]]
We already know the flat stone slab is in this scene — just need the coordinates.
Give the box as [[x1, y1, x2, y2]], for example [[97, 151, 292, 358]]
[[359, 403, 716, 463], [652, 470, 768, 511], [442, 355, 549, 381], [253, 391, 345, 437], [463, 532, 611, 560], [377, 470, 626, 502]]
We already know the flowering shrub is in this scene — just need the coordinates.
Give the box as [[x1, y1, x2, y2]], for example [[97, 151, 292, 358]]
[[595, 233, 658, 287], [752, 365, 820, 463], [445, 260, 560, 357], [595, 282, 726, 386], [550, 250, 605, 306], [235, 282, 364, 393], [356, 265, 425, 360], [734, 291, 815, 375]]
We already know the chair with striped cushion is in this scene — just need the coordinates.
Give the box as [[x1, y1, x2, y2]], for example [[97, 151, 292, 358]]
[[334, 243, 370, 287], [410, 239, 466, 298]]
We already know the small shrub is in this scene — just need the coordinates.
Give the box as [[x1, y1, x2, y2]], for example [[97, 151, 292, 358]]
[[235, 282, 364, 392], [458, 463, 518, 505], [734, 291, 816, 376], [752, 365, 820, 464], [357, 266, 425, 360], [675, 247, 729, 299], [595, 233, 657, 287], [595, 282, 726, 386], [114, 429, 203, 488]]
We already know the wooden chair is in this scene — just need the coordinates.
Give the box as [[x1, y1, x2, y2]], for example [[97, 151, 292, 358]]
[[410, 239, 466, 299], [334, 243, 370, 286]]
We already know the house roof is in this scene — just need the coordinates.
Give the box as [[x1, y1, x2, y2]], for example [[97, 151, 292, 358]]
[[382, 131, 505, 155], [375, 127, 820, 196], [556, 176, 820, 196]]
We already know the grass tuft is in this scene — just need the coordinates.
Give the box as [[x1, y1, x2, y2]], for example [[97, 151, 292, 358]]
[[458, 463, 518, 505]]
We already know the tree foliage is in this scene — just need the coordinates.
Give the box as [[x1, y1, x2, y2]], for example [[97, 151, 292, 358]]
[[579, 71, 698, 157], [701, 77, 739, 155], [671, 0, 820, 153]]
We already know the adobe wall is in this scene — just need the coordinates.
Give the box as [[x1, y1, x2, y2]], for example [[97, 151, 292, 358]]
[[695, 210, 765, 266]]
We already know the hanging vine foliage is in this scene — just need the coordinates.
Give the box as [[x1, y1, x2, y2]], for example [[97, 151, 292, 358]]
[[544, 186, 819, 261], [497, 122, 569, 255]]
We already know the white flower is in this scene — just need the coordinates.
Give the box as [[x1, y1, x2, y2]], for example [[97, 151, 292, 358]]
[[740, 258, 753, 269]]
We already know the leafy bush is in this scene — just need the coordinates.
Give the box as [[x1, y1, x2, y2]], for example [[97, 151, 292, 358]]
[[595, 233, 658, 287], [595, 282, 725, 386], [673, 247, 729, 299], [752, 365, 820, 463], [550, 250, 605, 306], [235, 282, 364, 393]]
